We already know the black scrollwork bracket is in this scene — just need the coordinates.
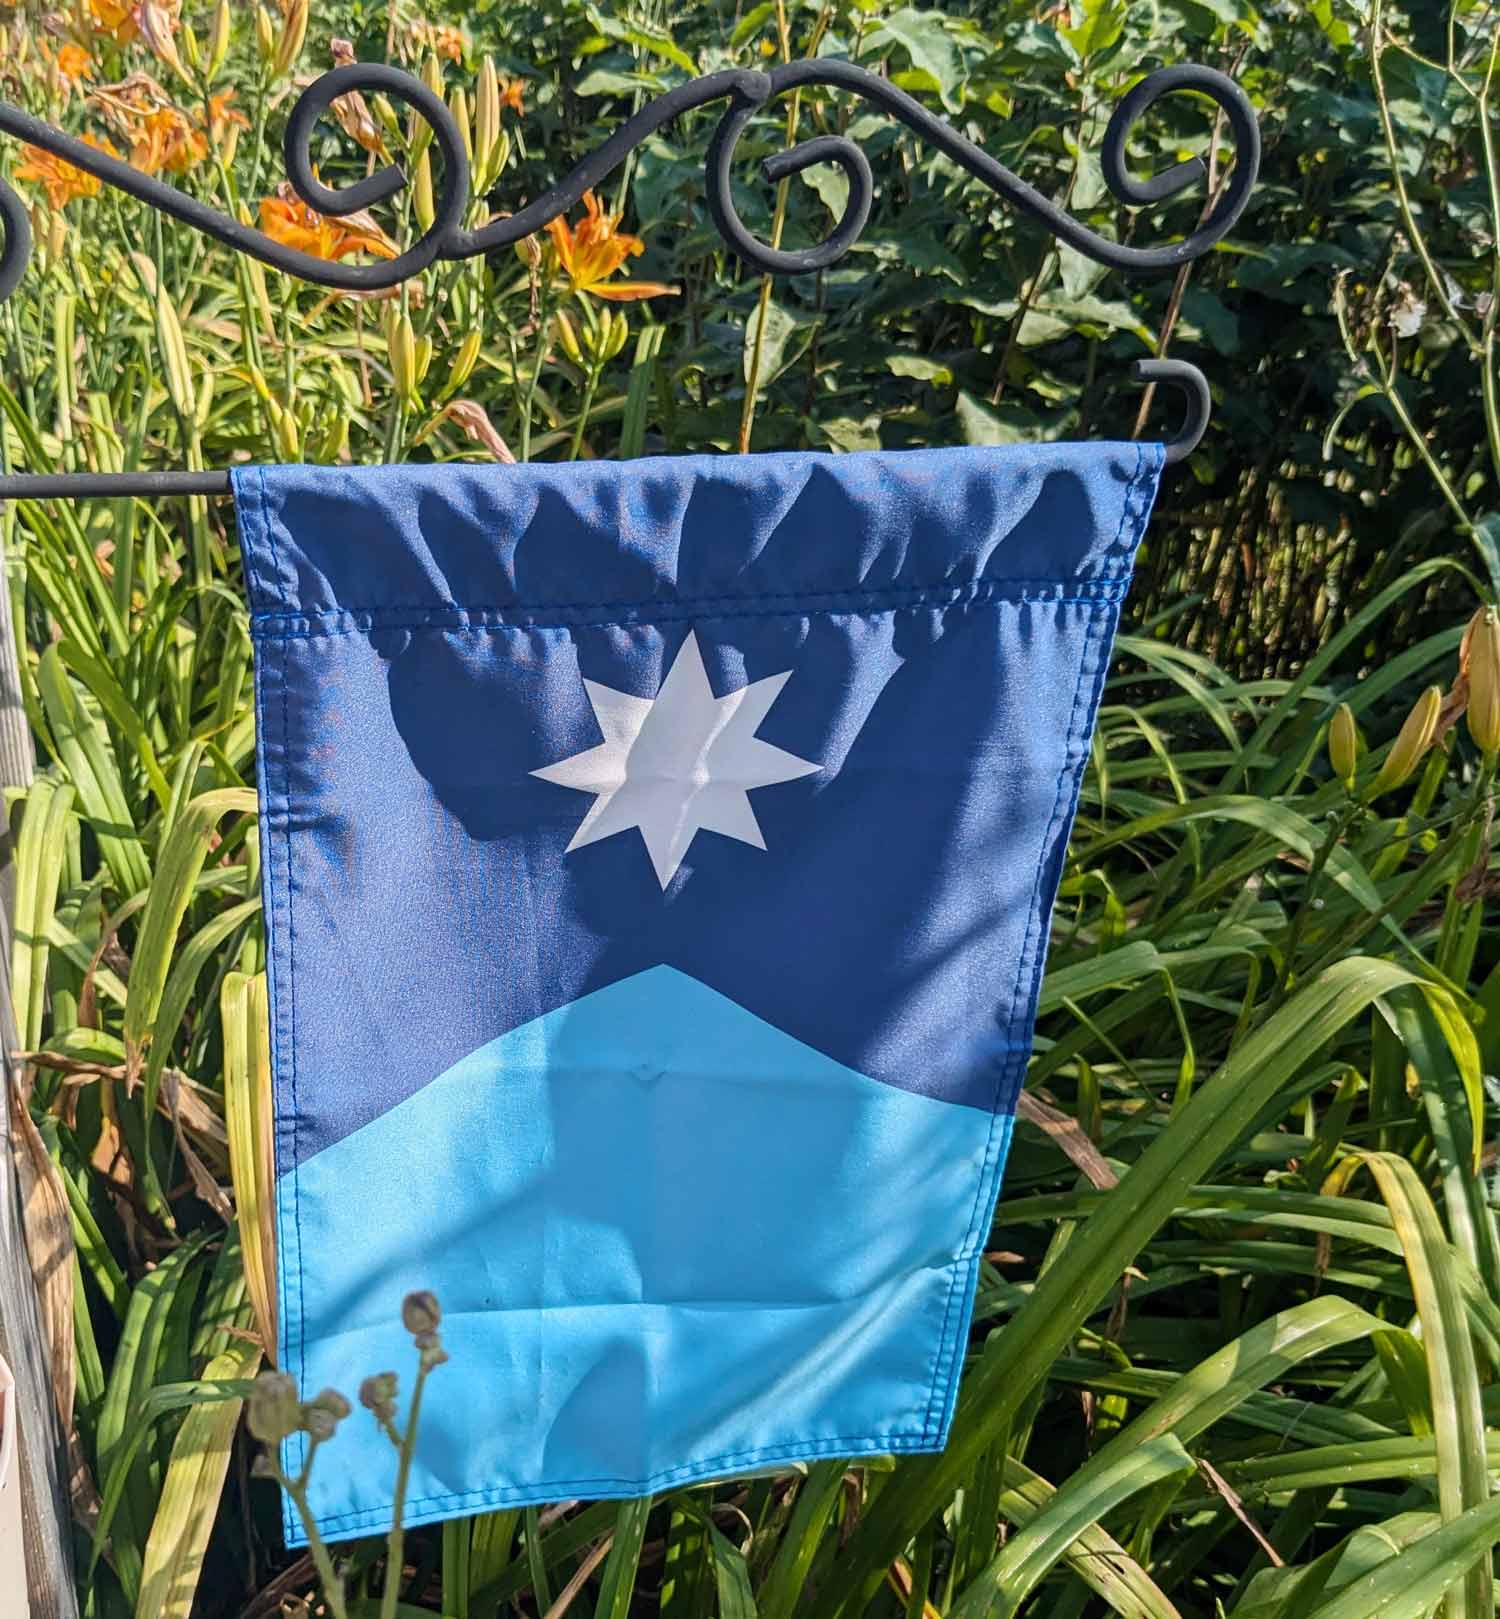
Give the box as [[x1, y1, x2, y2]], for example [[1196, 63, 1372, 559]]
[[0, 58, 1258, 496]]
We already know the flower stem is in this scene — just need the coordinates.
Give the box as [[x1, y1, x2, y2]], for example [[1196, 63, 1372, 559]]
[[380, 1358, 434, 1619], [273, 1457, 348, 1619], [569, 355, 602, 461]]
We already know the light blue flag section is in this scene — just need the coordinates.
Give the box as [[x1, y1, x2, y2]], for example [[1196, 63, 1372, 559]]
[[232, 442, 1162, 1544]]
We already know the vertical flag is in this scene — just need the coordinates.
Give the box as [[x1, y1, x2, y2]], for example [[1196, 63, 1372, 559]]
[[232, 441, 1162, 1542]]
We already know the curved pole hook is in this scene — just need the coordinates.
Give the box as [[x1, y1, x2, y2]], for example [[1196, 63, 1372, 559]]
[[1133, 359, 1211, 466]]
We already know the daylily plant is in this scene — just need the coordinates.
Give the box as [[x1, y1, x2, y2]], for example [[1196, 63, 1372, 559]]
[[544, 188, 679, 303]]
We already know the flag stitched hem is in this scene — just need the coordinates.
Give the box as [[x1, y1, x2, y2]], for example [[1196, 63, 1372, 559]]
[[287, 1429, 957, 1544]]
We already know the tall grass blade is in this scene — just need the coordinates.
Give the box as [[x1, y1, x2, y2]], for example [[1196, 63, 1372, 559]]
[[810, 958, 1478, 1618], [1358, 1151, 1492, 1618], [133, 1338, 261, 1619]]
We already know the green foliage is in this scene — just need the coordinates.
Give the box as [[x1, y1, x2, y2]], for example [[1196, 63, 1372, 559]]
[[0, 0, 1498, 1616]]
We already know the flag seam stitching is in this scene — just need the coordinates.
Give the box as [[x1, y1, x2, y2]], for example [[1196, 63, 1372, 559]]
[[243, 582, 1133, 636]]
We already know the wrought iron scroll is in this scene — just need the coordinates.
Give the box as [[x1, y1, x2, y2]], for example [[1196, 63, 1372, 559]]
[[0, 58, 1259, 492]]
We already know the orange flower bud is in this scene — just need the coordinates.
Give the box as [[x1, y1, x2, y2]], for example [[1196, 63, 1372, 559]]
[[1370, 685, 1442, 797], [1468, 607, 1500, 759]]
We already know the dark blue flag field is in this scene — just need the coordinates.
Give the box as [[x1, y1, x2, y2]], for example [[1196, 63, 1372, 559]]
[[232, 441, 1162, 1544]]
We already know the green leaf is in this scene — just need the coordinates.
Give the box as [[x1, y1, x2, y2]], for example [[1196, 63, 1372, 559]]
[[885, 353, 954, 386], [135, 1338, 261, 1619], [1058, 0, 1128, 59], [10, 775, 75, 1050], [956, 392, 1043, 446], [575, 67, 667, 98], [620, 323, 665, 460], [808, 959, 1477, 1619], [868, 9, 966, 111], [816, 415, 883, 452], [1359, 1152, 1492, 1619], [596, 1496, 653, 1619], [585, 6, 696, 73], [758, 1462, 846, 1619], [799, 161, 850, 223], [993, 1456, 1182, 1619], [1302, 1496, 1500, 1619], [729, 2, 777, 49], [707, 1521, 759, 1619], [35, 644, 149, 899], [123, 788, 256, 1054], [743, 298, 799, 391], [951, 1434, 1192, 1618]]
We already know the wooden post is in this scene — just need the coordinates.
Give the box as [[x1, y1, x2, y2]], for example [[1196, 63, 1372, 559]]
[[0, 523, 77, 1618]]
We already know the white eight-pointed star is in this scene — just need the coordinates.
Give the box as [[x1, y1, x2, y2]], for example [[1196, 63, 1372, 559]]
[[532, 631, 820, 889]]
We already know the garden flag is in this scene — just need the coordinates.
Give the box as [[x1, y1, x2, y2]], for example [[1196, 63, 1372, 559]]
[[232, 441, 1163, 1544]]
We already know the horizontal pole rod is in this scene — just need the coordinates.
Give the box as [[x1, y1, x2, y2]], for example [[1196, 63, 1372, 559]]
[[0, 471, 232, 498]]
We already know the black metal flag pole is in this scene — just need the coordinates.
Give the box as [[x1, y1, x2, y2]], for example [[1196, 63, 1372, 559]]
[[0, 59, 1258, 496]]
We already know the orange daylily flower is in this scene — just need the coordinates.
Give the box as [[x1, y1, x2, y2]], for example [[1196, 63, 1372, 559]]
[[89, 78, 242, 175], [87, 0, 140, 45], [499, 76, 525, 116], [432, 25, 465, 62], [127, 103, 206, 175], [408, 20, 466, 63], [57, 44, 93, 90], [14, 134, 120, 208], [259, 186, 399, 262], [206, 90, 248, 144], [544, 189, 678, 303]]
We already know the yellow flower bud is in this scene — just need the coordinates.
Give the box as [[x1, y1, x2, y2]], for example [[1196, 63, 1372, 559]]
[[449, 86, 472, 162], [1468, 607, 1500, 759], [447, 329, 483, 393], [207, 0, 232, 78], [46, 209, 66, 267], [180, 20, 200, 71], [413, 334, 433, 385], [389, 311, 418, 401], [268, 397, 301, 461], [1370, 685, 1442, 797], [604, 309, 630, 362], [317, 399, 350, 463], [421, 52, 445, 98], [272, 0, 309, 79], [475, 57, 501, 190], [1328, 702, 1358, 787], [413, 148, 435, 232], [195, 368, 215, 431], [255, 5, 276, 66], [554, 309, 583, 365]]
